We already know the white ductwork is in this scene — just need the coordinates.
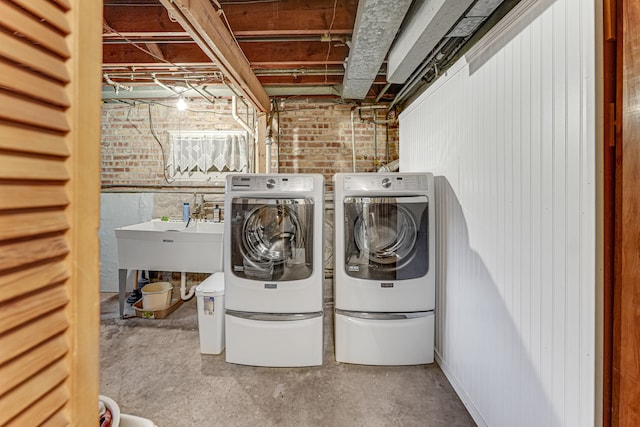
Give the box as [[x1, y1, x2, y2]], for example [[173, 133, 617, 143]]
[[341, 0, 413, 100], [387, 0, 475, 84]]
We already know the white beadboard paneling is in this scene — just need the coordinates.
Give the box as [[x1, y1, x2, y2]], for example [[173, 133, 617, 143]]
[[399, 0, 596, 425]]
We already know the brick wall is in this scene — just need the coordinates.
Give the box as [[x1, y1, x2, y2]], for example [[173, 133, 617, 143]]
[[100, 98, 398, 288], [272, 100, 398, 188], [101, 98, 399, 189], [101, 98, 251, 187]]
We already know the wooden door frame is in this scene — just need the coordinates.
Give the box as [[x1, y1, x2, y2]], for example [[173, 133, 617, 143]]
[[602, 0, 617, 424], [604, 0, 640, 425], [66, 0, 103, 421]]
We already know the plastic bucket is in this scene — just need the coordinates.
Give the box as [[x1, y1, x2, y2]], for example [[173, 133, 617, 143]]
[[141, 282, 172, 311]]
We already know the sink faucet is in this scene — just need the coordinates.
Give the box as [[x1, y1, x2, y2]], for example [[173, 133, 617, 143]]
[[191, 192, 205, 219]]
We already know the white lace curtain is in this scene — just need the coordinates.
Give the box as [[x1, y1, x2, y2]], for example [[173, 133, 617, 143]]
[[166, 131, 248, 177]]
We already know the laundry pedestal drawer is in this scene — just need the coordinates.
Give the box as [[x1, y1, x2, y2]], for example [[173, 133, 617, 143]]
[[225, 311, 323, 367], [334, 310, 434, 365]]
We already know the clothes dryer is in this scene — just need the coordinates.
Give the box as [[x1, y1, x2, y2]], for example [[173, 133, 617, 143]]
[[224, 174, 324, 367], [333, 172, 435, 365]]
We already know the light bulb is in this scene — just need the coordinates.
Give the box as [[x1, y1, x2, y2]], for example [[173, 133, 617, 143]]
[[176, 97, 187, 111]]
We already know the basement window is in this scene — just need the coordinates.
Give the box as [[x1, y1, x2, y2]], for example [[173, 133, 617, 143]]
[[166, 130, 249, 183]]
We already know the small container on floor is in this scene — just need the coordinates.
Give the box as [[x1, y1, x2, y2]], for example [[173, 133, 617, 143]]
[[195, 273, 225, 354]]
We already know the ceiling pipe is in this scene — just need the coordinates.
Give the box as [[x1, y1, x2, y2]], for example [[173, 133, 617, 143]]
[[103, 73, 133, 94], [151, 74, 182, 96], [374, 82, 392, 103], [232, 96, 254, 136], [350, 105, 390, 172], [159, 0, 271, 113]]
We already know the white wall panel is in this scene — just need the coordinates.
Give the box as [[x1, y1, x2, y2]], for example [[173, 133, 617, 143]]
[[399, 0, 595, 425], [99, 193, 154, 291]]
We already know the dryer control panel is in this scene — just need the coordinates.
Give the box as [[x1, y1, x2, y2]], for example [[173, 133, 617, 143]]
[[230, 175, 315, 192], [343, 174, 429, 192]]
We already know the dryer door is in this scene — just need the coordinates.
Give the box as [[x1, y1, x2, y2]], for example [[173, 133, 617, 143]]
[[230, 198, 314, 281], [344, 196, 428, 281]]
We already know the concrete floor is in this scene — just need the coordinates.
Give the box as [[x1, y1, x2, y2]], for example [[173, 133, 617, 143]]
[[100, 289, 475, 427]]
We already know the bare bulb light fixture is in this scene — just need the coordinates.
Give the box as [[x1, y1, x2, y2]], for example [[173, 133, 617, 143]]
[[176, 96, 187, 111]]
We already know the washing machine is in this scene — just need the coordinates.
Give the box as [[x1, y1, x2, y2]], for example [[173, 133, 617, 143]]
[[333, 172, 435, 365], [224, 174, 324, 367]]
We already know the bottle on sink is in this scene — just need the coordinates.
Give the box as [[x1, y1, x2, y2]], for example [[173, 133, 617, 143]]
[[213, 204, 221, 223], [183, 202, 190, 222]]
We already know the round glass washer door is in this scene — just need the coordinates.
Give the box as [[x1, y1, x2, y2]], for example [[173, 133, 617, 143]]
[[242, 204, 303, 263], [353, 203, 417, 265]]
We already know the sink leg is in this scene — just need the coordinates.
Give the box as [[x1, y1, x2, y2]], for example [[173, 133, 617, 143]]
[[119, 269, 127, 319]]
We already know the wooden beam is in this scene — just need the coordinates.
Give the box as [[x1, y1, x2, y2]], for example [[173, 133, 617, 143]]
[[144, 43, 165, 62], [159, 0, 270, 113], [223, 0, 357, 34], [234, 29, 352, 37], [104, 0, 355, 36], [239, 42, 349, 63], [103, 43, 209, 64], [104, 5, 183, 33]]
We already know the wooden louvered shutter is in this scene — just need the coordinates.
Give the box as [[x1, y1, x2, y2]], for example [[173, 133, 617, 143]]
[[0, 1, 101, 425]]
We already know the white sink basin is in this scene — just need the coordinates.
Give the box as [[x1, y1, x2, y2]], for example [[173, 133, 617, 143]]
[[115, 219, 224, 272]]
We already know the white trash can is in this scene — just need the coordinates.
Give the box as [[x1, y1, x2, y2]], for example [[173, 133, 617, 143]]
[[195, 273, 225, 354]]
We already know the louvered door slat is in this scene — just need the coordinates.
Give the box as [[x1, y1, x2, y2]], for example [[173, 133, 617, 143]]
[[0, 184, 68, 209], [49, 0, 70, 11], [0, 124, 69, 157], [4, 384, 69, 427], [0, 359, 69, 425], [10, 0, 71, 35], [0, 310, 68, 365], [0, 61, 70, 108], [0, 32, 69, 83], [0, 153, 68, 181], [0, 335, 67, 395], [0, 284, 69, 334], [0, 154, 69, 181], [0, 235, 69, 271], [0, 2, 70, 59], [0, 93, 69, 132], [0, 0, 101, 423], [0, 210, 68, 241], [0, 262, 68, 302]]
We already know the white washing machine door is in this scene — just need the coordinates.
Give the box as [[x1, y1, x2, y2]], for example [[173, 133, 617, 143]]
[[230, 198, 314, 281], [344, 196, 429, 281]]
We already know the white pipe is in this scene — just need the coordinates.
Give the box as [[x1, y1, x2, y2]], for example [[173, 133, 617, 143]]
[[232, 96, 254, 136], [351, 105, 393, 173], [180, 271, 197, 300], [265, 136, 273, 173], [350, 108, 357, 172], [103, 73, 133, 93]]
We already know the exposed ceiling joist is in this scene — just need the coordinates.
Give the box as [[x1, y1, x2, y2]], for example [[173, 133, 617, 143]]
[[158, 0, 271, 113], [101, 0, 519, 104]]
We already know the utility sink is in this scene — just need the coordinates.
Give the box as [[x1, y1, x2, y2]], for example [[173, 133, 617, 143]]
[[115, 219, 224, 273]]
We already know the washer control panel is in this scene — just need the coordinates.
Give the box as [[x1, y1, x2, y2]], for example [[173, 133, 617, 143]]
[[343, 174, 429, 192], [231, 175, 315, 192]]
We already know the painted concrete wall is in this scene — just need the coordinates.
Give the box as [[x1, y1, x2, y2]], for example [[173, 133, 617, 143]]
[[399, 0, 596, 425], [99, 193, 153, 292]]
